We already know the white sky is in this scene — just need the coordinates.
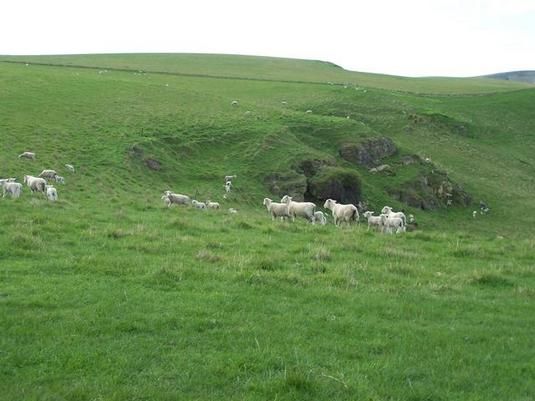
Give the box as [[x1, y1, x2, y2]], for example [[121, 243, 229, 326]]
[[2, 0, 535, 77]]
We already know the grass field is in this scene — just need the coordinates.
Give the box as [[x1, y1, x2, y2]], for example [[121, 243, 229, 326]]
[[1, 54, 534, 400]]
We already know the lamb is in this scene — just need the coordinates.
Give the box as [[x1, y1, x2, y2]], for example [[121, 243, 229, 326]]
[[381, 214, 405, 234], [224, 181, 232, 193], [191, 200, 207, 209], [161, 191, 191, 207], [312, 211, 327, 225], [65, 164, 75, 173], [55, 175, 65, 184], [280, 195, 315, 222], [231, 100, 239, 106], [45, 185, 58, 201], [323, 199, 359, 226], [363, 211, 383, 231], [381, 206, 407, 226], [472, 210, 478, 218], [18, 151, 36, 160], [224, 175, 236, 183], [228, 208, 238, 214], [206, 201, 220, 209], [263, 198, 290, 221], [305, 109, 313, 113], [23, 175, 47, 193], [2, 182, 23, 199], [39, 169, 58, 180]]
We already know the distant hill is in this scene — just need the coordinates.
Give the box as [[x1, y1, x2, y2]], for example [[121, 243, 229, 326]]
[[484, 70, 535, 84]]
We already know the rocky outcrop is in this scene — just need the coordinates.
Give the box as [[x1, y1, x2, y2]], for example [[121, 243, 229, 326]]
[[339, 137, 397, 168], [264, 171, 308, 201], [389, 170, 471, 210]]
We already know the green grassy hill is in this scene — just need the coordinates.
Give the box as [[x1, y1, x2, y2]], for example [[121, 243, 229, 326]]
[[1, 54, 534, 400]]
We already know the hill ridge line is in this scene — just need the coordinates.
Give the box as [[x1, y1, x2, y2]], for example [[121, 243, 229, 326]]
[[2, 59, 529, 97]]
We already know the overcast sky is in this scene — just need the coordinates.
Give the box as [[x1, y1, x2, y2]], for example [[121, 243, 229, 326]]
[[2, 0, 534, 77]]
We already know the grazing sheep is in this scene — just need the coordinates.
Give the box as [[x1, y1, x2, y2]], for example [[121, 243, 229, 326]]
[[2, 182, 23, 198], [363, 211, 383, 231], [381, 214, 405, 234], [280, 195, 316, 222], [263, 198, 290, 221], [472, 210, 478, 218], [55, 175, 65, 184], [224, 181, 232, 193], [231, 100, 239, 106], [381, 206, 407, 226], [281, 101, 287, 105], [161, 191, 191, 207], [23, 175, 46, 193], [408, 214, 415, 224], [228, 208, 238, 214], [206, 201, 220, 209], [18, 151, 35, 160], [312, 211, 327, 225], [191, 200, 207, 210], [323, 199, 359, 226], [38, 169, 58, 180], [224, 175, 237, 183], [65, 164, 75, 173], [45, 185, 58, 201], [305, 109, 313, 114]]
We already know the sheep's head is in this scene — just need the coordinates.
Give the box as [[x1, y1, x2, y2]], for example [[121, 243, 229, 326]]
[[381, 206, 392, 214], [263, 198, 272, 206]]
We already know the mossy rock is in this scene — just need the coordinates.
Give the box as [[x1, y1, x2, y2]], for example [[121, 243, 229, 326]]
[[264, 171, 307, 201], [339, 137, 397, 168], [307, 167, 362, 204]]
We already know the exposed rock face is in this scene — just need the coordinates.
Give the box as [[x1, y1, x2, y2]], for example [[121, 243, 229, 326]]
[[389, 170, 471, 210], [294, 158, 334, 178], [339, 137, 397, 168], [306, 167, 362, 204], [264, 171, 307, 201]]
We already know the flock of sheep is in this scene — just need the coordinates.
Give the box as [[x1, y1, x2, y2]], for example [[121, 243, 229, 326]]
[[7, 151, 413, 234], [262, 195, 412, 233], [0, 151, 75, 201], [161, 175, 238, 213]]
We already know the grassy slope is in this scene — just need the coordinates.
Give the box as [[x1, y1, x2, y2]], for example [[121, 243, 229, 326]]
[[1, 53, 532, 94], [1, 56, 534, 400]]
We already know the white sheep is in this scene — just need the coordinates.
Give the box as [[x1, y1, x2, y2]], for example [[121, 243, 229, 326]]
[[0, 178, 17, 187], [2, 182, 23, 198], [323, 199, 359, 226], [46, 185, 58, 201], [472, 210, 478, 218], [224, 181, 232, 193], [312, 211, 327, 225], [305, 109, 313, 114], [191, 200, 207, 210], [281, 101, 287, 105], [381, 214, 405, 234], [363, 211, 383, 231], [55, 175, 65, 184], [381, 206, 407, 226], [224, 175, 236, 183], [65, 164, 75, 173], [263, 198, 290, 221], [23, 175, 46, 194], [228, 208, 238, 214], [18, 151, 36, 160], [39, 169, 58, 180], [280, 195, 316, 222], [161, 191, 191, 207], [231, 100, 239, 106], [206, 201, 220, 209]]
